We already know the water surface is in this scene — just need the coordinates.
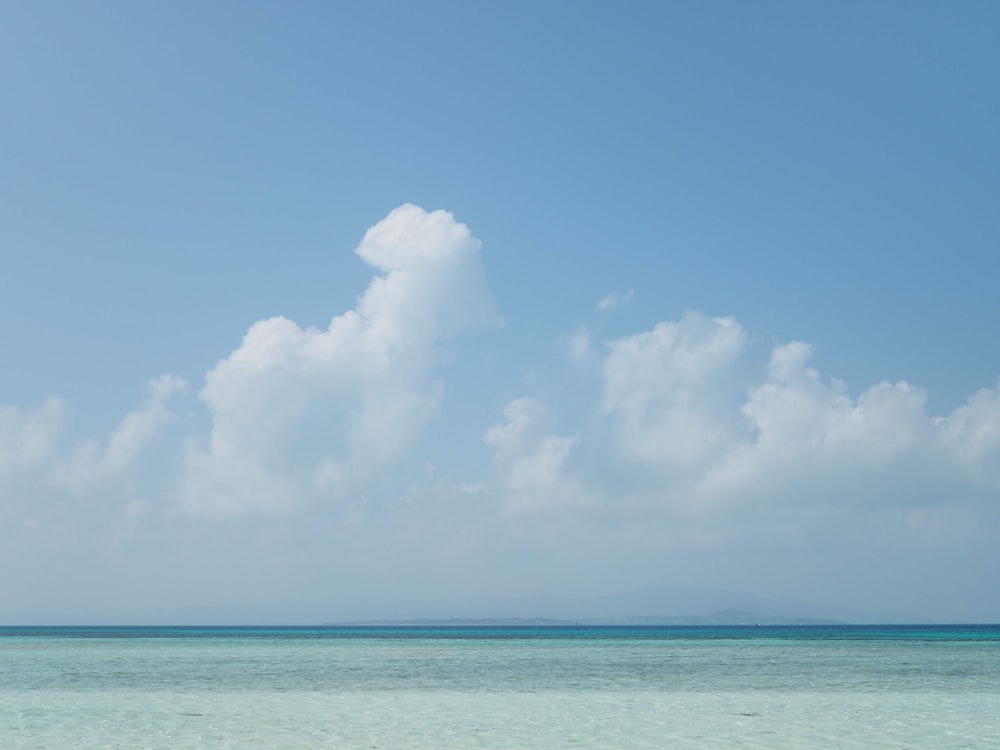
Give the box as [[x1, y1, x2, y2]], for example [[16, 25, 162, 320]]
[[2, 625, 998, 748]]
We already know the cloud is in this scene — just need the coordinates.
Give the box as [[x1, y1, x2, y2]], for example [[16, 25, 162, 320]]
[[477, 308, 1000, 536], [50, 375, 187, 491], [0, 378, 184, 570], [3, 203, 999, 622], [600, 311, 748, 469], [1, 377, 185, 491], [484, 397, 555, 463], [485, 397, 587, 515], [695, 343, 935, 508], [0, 396, 67, 477], [939, 383, 1000, 471], [696, 344, 1000, 513], [180, 204, 498, 517], [584, 314, 1000, 520], [596, 289, 634, 313]]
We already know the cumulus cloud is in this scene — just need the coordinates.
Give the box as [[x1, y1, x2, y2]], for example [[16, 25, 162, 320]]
[[485, 397, 587, 515], [3, 201, 998, 622], [485, 308, 1000, 534], [600, 311, 747, 469], [695, 343, 933, 509], [52, 374, 187, 491], [180, 204, 498, 517], [1, 376, 186, 490], [585, 314, 1000, 519], [939, 383, 1000, 472], [695, 344, 1000, 513]]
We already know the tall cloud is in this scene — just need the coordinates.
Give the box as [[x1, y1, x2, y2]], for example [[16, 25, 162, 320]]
[[180, 204, 498, 517]]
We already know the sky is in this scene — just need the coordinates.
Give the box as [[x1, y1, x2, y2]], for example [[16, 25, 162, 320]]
[[2, 1, 999, 624]]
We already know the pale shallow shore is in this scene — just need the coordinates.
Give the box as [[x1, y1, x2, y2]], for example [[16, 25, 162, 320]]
[[4, 689, 999, 749]]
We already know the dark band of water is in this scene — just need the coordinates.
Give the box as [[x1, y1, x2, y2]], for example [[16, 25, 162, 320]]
[[3, 624, 999, 640]]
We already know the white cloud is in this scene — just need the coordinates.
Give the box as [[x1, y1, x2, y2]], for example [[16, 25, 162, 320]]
[[3, 198, 998, 622], [0, 396, 67, 476], [180, 204, 498, 517], [702, 345, 1000, 512], [51, 374, 186, 491], [939, 382, 1000, 471], [485, 397, 587, 515], [104, 375, 187, 474], [484, 397, 554, 463], [508, 434, 578, 494], [588, 315, 1000, 517], [600, 311, 747, 469], [476, 309, 999, 531], [696, 343, 936, 508], [596, 289, 634, 313]]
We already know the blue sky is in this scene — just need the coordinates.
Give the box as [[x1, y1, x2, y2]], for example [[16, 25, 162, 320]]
[[2, 1, 999, 623]]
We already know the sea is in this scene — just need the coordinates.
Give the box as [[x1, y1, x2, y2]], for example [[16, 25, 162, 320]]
[[1, 624, 998, 749]]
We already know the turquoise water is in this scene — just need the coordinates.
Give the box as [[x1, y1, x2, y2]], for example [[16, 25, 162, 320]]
[[2, 626, 999, 748]]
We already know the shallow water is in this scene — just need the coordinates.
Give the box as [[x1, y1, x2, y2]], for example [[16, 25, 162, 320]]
[[2, 626, 998, 748]]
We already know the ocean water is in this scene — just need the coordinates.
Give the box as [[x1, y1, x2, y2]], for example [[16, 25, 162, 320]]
[[1, 625, 999, 749]]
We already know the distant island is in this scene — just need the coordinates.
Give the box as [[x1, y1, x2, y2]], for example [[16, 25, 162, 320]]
[[326, 609, 844, 627], [314, 585, 917, 628]]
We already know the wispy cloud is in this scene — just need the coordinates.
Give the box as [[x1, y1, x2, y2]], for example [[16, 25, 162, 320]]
[[596, 289, 634, 313], [52, 374, 186, 491]]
